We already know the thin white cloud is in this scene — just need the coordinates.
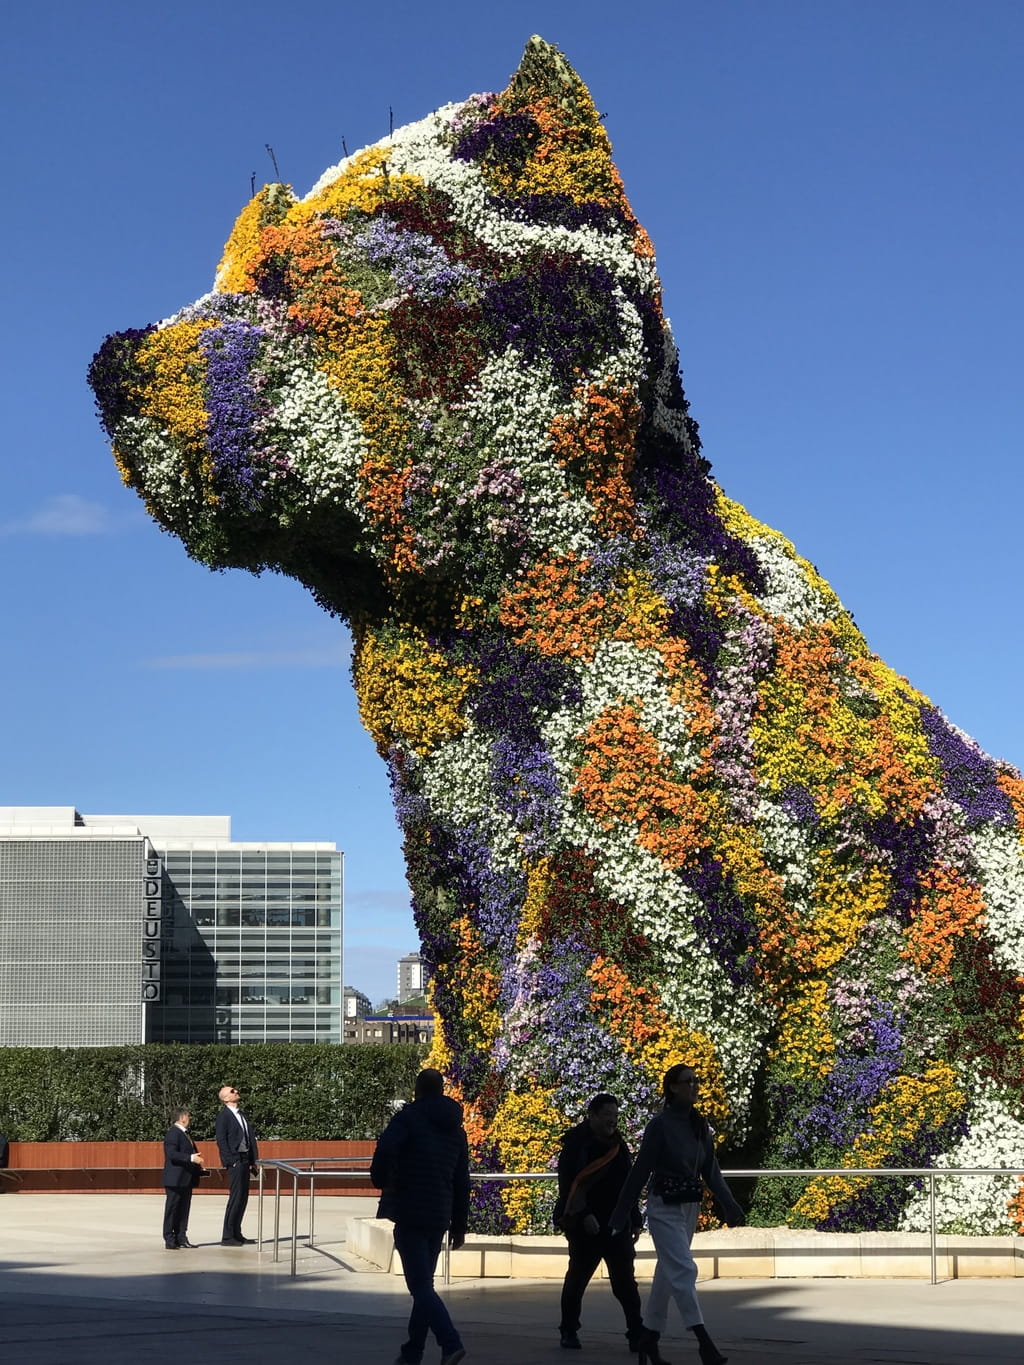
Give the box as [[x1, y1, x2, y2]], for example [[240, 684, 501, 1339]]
[[346, 889, 414, 914], [0, 494, 123, 537], [145, 647, 349, 670]]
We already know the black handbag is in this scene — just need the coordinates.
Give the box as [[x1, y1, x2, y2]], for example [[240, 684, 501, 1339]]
[[652, 1169, 703, 1205]]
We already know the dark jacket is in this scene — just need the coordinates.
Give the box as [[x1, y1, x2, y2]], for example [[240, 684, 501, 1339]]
[[553, 1122, 642, 1235], [610, 1104, 744, 1230], [163, 1124, 202, 1190], [215, 1106, 260, 1168], [370, 1093, 470, 1238]]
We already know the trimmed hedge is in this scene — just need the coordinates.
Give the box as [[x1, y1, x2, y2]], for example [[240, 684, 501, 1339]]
[[0, 1043, 425, 1142]]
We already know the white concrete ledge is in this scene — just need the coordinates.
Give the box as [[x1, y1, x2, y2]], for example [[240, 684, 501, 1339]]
[[347, 1219, 1024, 1279]]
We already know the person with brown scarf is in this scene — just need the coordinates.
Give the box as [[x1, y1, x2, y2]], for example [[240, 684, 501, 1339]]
[[553, 1093, 644, 1351]]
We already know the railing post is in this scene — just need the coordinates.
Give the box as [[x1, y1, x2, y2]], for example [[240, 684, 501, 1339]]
[[443, 1231, 451, 1286], [273, 1163, 282, 1263], [291, 1168, 300, 1277], [257, 1164, 264, 1249], [929, 1172, 937, 1285], [310, 1168, 316, 1250]]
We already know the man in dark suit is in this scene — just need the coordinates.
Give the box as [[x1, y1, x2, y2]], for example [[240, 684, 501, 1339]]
[[162, 1108, 204, 1249], [215, 1084, 259, 1246]]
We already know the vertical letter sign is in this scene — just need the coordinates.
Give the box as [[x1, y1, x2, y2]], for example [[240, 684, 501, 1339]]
[[143, 854, 162, 1001]]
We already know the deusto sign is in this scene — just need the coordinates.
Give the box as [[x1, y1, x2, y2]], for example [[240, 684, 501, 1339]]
[[143, 855, 162, 1002]]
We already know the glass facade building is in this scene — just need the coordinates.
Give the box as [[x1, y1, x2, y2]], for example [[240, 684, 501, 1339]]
[[151, 843, 342, 1043]]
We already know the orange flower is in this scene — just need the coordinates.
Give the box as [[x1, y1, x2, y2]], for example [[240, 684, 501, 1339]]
[[903, 866, 986, 979]]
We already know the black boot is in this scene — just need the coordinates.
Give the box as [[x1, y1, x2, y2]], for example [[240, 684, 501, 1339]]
[[690, 1325, 727, 1365], [636, 1329, 670, 1365]]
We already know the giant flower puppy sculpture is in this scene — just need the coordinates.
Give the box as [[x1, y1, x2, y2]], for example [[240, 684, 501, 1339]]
[[90, 38, 1024, 1235]]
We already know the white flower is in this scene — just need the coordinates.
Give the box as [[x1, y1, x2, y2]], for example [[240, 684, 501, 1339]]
[[899, 1081, 1024, 1235], [969, 824, 1024, 975]]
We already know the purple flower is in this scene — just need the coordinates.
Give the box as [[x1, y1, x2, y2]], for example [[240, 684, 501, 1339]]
[[468, 636, 581, 741], [481, 257, 623, 384], [782, 1004, 905, 1157], [817, 1109, 969, 1232], [485, 191, 630, 235], [681, 851, 758, 986], [198, 320, 264, 499], [454, 111, 540, 168], [87, 326, 156, 437], [920, 706, 1011, 827], [866, 812, 936, 921], [490, 735, 561, 856], [633, 425, 766, 598], [781, 785, 820, 826], [344, 216, 482, 301]]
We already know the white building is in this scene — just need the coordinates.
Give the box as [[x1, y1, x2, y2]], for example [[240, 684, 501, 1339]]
[[397, 950, 431, 1003], [343, 985, 372, 1019]]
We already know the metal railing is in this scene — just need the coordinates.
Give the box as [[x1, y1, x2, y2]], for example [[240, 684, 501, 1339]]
[[256, 1163, 1024, 1285], [257, 1157, 373, 1276]]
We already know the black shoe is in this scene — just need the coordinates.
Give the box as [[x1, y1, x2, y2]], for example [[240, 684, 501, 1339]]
[[221, 1238, 245, 1246], [440, 1352, 465, 1365], [237, 1236, 256, 1244], [164, 1241, 179, 1250], [627, 1329, 644, 1353], [560, 1332, 581, 1351], [177, 1238, 197, 1248], [636, 1330, 670, 1365], [697, 1348, 726, 1365]]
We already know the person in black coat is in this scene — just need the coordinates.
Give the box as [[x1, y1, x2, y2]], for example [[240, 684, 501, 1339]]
[[553, 1093, 644, 1351], [371, 1068, 470, 1365], [215, 1084, 259, 1245], [162, 1108, 205, 1249]]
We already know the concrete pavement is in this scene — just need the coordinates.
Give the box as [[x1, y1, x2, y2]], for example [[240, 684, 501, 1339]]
[[0, 1194, 1019, 1364]]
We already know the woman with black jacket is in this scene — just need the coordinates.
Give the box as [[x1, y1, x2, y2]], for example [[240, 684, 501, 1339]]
[[610, 1065, 745, 1365], [553, 1093, 644, 1351]]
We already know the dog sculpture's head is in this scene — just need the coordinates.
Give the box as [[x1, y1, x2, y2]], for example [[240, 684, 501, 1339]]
[[90, 37, 703, 626]]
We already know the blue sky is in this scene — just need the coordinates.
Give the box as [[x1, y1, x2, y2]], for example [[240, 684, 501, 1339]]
[[3, 1, 1022, 1007]]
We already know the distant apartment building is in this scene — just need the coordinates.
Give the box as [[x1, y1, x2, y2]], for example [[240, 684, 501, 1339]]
[[0, 806, 343, 1046], [343, 1013, 434, 1046], [343, 985, 372, 1019], [397, 950, 431, 1003]]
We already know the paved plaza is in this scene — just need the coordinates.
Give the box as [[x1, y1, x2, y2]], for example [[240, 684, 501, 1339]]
[[0, 1194, 1019, 1364]]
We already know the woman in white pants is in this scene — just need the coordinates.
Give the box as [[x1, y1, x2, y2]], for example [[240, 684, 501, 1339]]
[[610, 1064, 745, 1365]]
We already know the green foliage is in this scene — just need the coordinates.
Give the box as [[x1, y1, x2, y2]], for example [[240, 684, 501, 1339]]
[[0, 1043, 425, 1142], [748, 1174, 817, 1229]]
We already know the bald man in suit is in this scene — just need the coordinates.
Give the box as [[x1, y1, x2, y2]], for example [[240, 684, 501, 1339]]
[[215, 1084, 259, 1245]]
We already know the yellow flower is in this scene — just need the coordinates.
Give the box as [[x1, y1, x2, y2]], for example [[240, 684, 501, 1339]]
[[489, 1087, 567, 1227], [352, 624, 477, 757], [793, 1062, 965, 1221], [134, 322, 218, 502], [288, 146, 421, 223], [215, 183, 296, 293], [518, 858, 552, 945]]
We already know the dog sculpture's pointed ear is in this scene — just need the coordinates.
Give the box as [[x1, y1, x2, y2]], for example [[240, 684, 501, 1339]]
[[508, 34, 594, 104], [457, 34, 634, 223]]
